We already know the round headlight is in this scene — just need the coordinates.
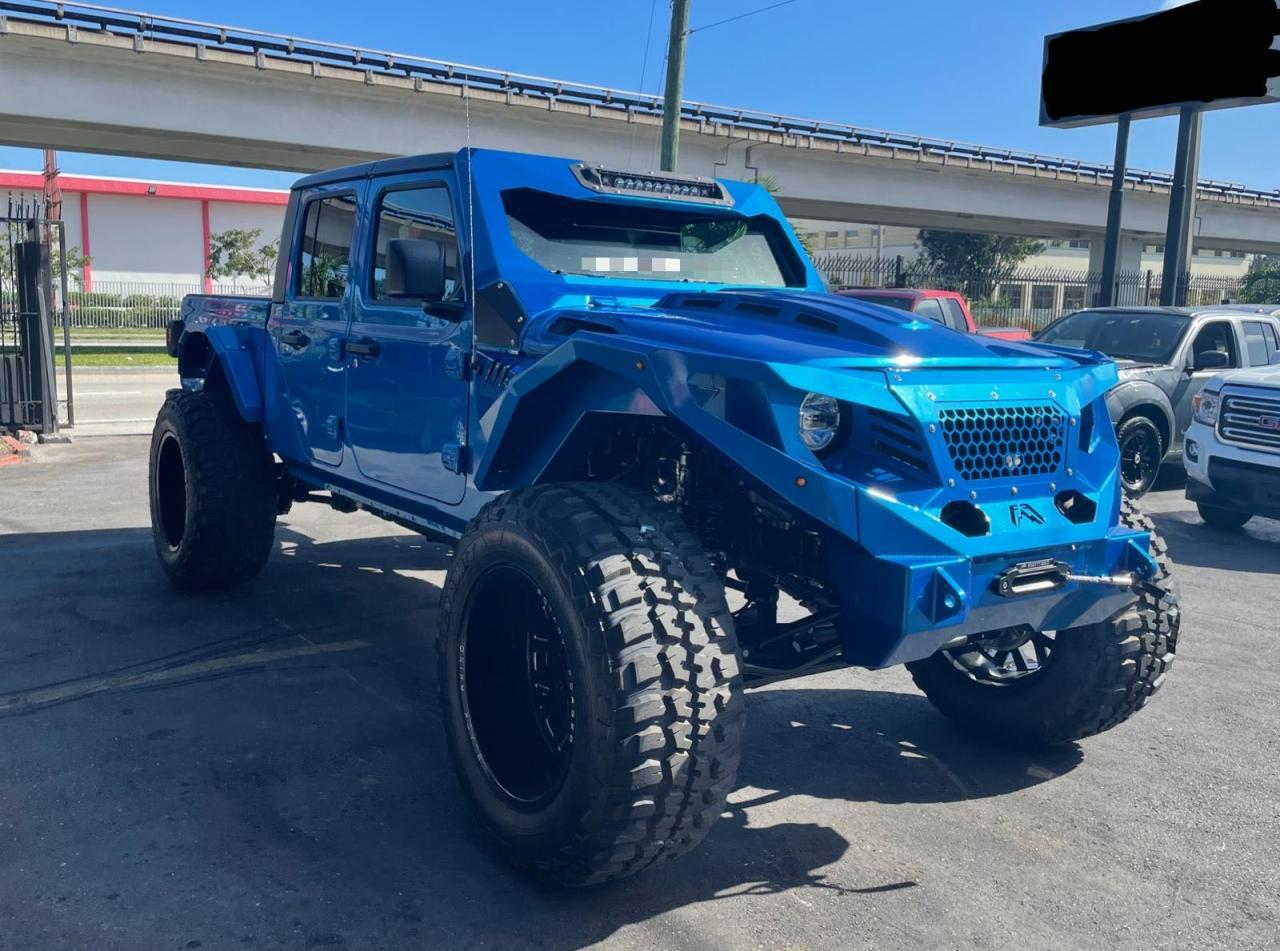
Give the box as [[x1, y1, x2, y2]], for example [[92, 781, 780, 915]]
[[799, 393, 841, 452]]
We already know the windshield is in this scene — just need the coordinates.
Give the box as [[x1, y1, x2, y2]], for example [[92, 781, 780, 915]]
[[503, 189, 802, 287], [1039, 310, 1191, 363]]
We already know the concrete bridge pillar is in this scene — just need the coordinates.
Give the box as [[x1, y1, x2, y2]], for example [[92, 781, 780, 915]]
[[1086, 233, 1145, 276]]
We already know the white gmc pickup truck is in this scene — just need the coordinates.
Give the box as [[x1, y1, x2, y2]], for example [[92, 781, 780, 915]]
[[1185, 364, 1280, 530]]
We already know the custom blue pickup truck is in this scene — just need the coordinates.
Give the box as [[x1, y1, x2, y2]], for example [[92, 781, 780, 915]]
[[153, 148, 1179, 885]]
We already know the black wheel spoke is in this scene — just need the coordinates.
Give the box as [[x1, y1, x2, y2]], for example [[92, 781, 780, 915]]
[[944, 626, 1052, 686]]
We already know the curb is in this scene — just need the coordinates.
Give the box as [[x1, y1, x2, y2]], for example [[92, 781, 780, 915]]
[[0, 434, 33, 466]]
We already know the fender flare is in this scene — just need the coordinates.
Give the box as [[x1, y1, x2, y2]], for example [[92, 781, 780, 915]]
[[1104, 380, 1174, 451], [177, 325, 264, 424]]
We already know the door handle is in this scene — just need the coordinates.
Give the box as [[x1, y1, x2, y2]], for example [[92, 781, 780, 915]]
[[345, 338, 381, 358], [280, 329, 310, 349]]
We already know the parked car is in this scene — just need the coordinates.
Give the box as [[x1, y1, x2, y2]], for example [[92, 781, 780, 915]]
[[155, 149, 1179, 886], [1035, 306, 1280, 496], [1184, 364, 1280, 530], [836, 287, 1031, 340]]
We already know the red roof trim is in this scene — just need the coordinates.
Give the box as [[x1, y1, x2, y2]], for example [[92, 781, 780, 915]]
[[0, 171, 289, 206]]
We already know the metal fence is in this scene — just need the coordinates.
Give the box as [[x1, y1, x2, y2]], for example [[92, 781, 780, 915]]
[[817, 254, 1256, 332], [66, 282, 271, 329], [1, 200, 73, 433]]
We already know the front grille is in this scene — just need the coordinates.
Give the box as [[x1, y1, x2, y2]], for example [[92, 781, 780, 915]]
[[1218, 392, 1280, 453], [939, 404, 1066, 481]]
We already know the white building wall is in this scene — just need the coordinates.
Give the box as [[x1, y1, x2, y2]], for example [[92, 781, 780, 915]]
[[87, 194, 203, 285], [207, 200, 286, 246]]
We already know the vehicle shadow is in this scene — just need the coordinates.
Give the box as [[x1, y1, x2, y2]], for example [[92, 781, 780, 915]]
[[1149, 509, 1280, 574], [0, 521, 1085, 950]]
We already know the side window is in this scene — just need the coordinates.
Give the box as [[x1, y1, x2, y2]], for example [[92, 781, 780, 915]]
[[941, 299, 968, 332], [1267, 322, 1280, 365], [914, 298, 946, 325], [1190, 321, 1240, 369], [371, 186, 460, 301], [297, 195, 356, 300], [1244, 321, 1271, 366]]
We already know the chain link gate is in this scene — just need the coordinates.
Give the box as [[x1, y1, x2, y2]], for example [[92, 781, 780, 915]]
[[1, 198, 74, 435]]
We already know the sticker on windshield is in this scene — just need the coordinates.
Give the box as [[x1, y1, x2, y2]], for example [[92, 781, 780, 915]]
[[582, 256, 682, 273]]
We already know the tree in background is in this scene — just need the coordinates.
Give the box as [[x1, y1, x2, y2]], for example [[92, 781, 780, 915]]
[[53, 246, 91, 289], [917, 230, 1045, 276], [1238, 255, 1280, 304], [207, 228, 279, 285]]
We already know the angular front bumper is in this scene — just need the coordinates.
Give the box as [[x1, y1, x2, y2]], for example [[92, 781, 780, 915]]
[[828, 490, 1155, 669]]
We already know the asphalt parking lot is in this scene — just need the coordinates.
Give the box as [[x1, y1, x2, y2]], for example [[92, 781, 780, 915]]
[[1, 437, 1277, 951]]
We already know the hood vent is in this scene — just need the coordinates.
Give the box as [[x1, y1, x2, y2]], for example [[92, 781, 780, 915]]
[[866, 407, 930, 475]]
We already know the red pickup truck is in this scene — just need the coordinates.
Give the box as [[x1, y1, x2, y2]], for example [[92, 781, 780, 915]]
[[837, 288, 1030, 341]]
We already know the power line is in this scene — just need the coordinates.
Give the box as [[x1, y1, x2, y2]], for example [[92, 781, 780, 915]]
[[629, 0, 660, 169], [687, 0, 804, 35]]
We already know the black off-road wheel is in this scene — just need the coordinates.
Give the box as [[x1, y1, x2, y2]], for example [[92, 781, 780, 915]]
[[1117, 415, 1164, 498], [437, 483, 744, 886], [1196, 503, 1252, 532], [149, 387, 277, 592], [906, 498, 1179, 748]]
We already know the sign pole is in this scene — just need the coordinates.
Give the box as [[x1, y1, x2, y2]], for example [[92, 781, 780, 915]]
[[1159, 106, 1204, 307], [1097, 115, 1131, 307]]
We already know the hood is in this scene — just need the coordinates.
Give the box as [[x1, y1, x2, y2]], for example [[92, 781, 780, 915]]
[[1214, 365, 1280, 390], [1114, 360, 1168, 376], [523, 289, 1095, 371]]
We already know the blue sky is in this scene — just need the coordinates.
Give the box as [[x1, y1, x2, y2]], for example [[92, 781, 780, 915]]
[[1, 0, 1276, 192]]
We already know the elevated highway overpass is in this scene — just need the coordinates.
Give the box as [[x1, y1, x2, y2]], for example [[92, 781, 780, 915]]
[[2, 1, 1280, 260]]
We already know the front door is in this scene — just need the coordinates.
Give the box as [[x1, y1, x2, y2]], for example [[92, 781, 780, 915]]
[[267, 188, 358, 467], [1173, 320, 1242, 441], [344, 176, 469, 505]]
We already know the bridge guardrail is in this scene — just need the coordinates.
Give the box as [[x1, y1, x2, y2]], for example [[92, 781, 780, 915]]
[[1, 0, 1277, 204]]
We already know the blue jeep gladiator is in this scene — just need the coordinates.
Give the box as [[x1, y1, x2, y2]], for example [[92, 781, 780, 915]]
[[152, 148, 1179, 885]]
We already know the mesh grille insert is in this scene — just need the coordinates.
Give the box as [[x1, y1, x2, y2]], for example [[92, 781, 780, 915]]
[[939, 405, 1066, 481]]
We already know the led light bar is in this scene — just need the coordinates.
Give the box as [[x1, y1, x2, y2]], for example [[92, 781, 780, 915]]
[[571, 165, 732, 205]]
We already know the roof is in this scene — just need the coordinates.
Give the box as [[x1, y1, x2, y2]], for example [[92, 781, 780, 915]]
[[1074, 306, 1278, 319], [293, 151, 458, 190]]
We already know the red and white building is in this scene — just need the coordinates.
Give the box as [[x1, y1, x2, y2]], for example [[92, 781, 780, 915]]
[[0, 170, 290, 292]]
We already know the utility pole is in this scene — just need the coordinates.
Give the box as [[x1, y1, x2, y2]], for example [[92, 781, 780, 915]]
[[659, 0, 692, 172]]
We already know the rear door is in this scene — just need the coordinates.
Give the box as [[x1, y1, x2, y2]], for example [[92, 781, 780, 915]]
[[266, 187, 359, 467], [343, 174, 469, 505], [1243, 320, 1279, 367]]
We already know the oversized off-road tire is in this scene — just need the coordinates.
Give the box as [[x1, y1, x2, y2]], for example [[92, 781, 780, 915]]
[[1197, 503, 1252, 532], [1117, 414, 1164, 498], [149, 387, 277, 592], [906, 498, 1179, 748], [437, 483, 744, 886]]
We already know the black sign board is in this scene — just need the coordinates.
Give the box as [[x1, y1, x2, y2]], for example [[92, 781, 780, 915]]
[[1042, 0, 1280, 128]]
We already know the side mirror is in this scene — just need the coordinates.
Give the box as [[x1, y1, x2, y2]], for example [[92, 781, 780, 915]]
[[385, 238, 447, 301], [1193, 350, 1230, 372]]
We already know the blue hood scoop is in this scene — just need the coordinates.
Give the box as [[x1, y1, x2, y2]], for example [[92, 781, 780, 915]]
[[522, 289, 1095, 372]]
